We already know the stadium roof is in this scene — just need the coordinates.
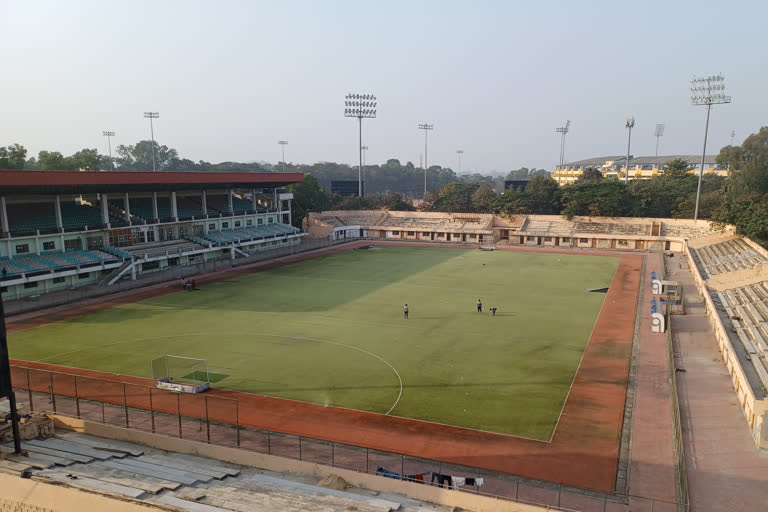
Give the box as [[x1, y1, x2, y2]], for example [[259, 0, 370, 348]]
[[557, 155, 717, 168], [0, 170, 304, 195]]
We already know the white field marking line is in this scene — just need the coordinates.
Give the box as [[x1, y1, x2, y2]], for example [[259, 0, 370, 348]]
[[36, 331, 403, 417], [546, 260, 625, 443], [136, 300, 588, 349]]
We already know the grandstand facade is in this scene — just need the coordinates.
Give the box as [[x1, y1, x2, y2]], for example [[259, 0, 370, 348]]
[[0, 171, 304, 300], [552, 154, 725, 185], [306, 210, 726, 251]]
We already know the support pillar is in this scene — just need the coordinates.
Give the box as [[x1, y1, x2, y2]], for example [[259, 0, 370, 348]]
[[201, 190, 207, 215], [227, 189, 233, 213], [54, 195, 63, 230], [171, 191, 178, 221], [124, 193, 131, 223], [152, 192, 159, 220], [288, 199, 292, 227], [251, 188, 257, 210], [0, 196, 9, 234], [100, 193, 110, 226]]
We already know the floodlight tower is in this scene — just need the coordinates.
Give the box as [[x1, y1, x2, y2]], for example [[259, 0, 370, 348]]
[[102, 131, 115, 171], [456, 149, 464, 174], [418, 124, 434, 198], [624, 117, 635, 184], [277, 140, 288, 172], [691, 74, 731, 220], [730, 130, 736, 146], [143, 112, 159, 172], [344, 93, 377, 200], [555, 120, 570, 185], [654, 123, 665, 157]]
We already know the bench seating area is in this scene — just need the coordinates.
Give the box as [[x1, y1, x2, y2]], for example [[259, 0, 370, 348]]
[[204, 223, 300, 245], [660, 223, 714, 238], [6, 202, 58, 234], [519, 218, 575, 236], [715, 283, 768, 391], [0, 249, 120, 276], [574, 222, 650, 236], [124, 239, 208, 259], [205, 195, 258, 214], [691, 238, 768, 278]]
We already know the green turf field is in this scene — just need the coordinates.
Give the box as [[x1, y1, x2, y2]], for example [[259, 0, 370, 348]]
[[9, 246, 619, 440]]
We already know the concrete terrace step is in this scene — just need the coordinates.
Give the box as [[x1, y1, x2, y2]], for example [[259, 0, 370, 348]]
[[93, 459, 205, 486], [26, 437, 127, 460], [54, 461, 182, 494], [56, 431, 145, 456], [154, 495, 232, 512], [33, 469, 147, 499]]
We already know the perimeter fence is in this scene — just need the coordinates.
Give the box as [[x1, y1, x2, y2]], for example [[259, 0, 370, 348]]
[[9, 364, 687, 512]]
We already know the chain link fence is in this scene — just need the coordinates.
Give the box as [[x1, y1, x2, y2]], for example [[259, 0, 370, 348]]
[[10, 364, 687, 512]]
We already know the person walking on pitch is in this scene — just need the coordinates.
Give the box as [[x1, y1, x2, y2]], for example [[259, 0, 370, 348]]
[[477, 299, 482, 313], [403, 304, 409, 319]]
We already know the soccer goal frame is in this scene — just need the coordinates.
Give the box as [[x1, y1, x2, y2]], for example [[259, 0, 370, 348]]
[[151, 354, 210, 393]]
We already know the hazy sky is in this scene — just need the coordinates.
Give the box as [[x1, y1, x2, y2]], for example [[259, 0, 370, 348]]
[[2, 1, 766, 173]]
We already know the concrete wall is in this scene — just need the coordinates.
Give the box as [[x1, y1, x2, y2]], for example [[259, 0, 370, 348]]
[[51, 415, 554, 512]]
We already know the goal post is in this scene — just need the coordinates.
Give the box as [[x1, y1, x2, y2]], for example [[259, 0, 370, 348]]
[[151, 355, 210, 393]]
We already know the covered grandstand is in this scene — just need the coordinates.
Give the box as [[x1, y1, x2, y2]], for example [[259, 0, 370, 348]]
[[0, 171, 304, 299]]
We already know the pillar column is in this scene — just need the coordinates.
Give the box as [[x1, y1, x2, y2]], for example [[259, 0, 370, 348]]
[[152, 192, 159, 220], [171, 191, 178, 220], [201, 190, 207, 215], [288, 199, 292, 227], [251, 188, 257, 210], [227, 189, 233, 213], [124, 192, 131, 223], [54, 195, 63, 230], [0, 196, 9, 234], [100, 193, 110, 227]]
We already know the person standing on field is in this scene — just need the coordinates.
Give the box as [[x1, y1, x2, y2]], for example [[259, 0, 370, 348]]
[[403, 304, 409, 319], [477, 299, 482, 312]]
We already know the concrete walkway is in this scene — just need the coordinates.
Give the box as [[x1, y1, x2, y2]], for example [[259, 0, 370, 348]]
[[670, 256, 768, 511]]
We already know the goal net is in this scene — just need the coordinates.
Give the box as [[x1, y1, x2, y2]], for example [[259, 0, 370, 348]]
[[151, 355, 210, 393]]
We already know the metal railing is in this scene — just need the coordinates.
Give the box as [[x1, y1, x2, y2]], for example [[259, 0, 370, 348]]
[[9, 364, 688, 512], [4, 237, 362, 316]]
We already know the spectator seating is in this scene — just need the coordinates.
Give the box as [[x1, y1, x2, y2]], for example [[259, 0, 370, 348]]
[[124, 240, 207, 259], [175, 197, 204, 218], [574, 222, 651, 236], [691, 238, 768, 278], [204, 223, 300, 244], [205, 195, 256, 214], [520, 218, 575, 236], [0, 250, 121, 277], [6, 202, 57, 234], [59, 202, 106, 230]]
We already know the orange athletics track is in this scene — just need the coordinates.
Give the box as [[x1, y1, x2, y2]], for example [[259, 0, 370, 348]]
[[8, 244, 642, 493]]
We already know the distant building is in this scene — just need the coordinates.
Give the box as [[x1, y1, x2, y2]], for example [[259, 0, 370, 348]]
[[331, 180, 364, 197], [552, 155, 726, 186], [503, 180, 529, 191]]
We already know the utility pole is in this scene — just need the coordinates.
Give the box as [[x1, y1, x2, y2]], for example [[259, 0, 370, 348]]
[[555, 120, 570, 185], [102, 131, 115, 171], [418, 124, 434, 198], [691, 75, 731, 220], [143, 112, 159, 172], [456, 149, 464, 174], [344, 93, 377, 201], [624, 117, 635, 184]]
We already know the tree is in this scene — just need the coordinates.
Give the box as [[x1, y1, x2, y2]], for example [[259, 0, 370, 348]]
[[116, 140, 178, 171], [525, 176, 561, 214], [287, 174, 329, 228], [579, 167, 603, 182], [561, 180, 631, 218], [663, 158, 693, 180], [736, 126, 768, 194], [472, 184, 496, 212], [38, 151, 67, 170], [429, 183, 478, 212], [69, 149, 101, 170], [0, 144, 27, 170]]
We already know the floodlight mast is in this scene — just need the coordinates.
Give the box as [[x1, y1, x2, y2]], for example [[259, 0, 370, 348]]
[[143, 112, 159, 172], [102, 131, 115, 171], [418, 124, 434, 198], [730, 130, 736, 146], [654, 123, 665, 157], [277, 140, 288, 172], [361, 146, 368, 189], [624, 117, 635, 184], [344, 93, 377, 200], [456, 149, 464, 174], [691, 74, 731, 220], [555, 120, 570, 184]]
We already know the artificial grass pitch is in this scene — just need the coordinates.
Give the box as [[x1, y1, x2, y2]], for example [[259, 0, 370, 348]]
[[9, 246, 619, 440]]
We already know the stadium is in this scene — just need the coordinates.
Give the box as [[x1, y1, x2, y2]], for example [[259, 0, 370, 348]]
[[1, 168, 766, 512]]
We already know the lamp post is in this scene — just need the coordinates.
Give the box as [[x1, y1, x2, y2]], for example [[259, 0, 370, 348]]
[[730, 130, 736, 146], [691, 74, 731, 220], [361, 146, 368, 194], [654, 123, 665, 157], [344, 93, 377, 200], [143, 112, 159, 172], [555, 120, 570, 185], [624, 117, 635, 184], [102, 131, 115, 171], [456, 149, 464, 174], [277, 140, 288, 172], [418, 124, 434, 198]]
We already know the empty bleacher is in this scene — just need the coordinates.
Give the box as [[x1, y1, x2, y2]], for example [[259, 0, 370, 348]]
[[176, 196, 205, 218], [205, 195, 257, 214], [520, 218, 575, 236], [59, 202, 107, 230], [204, 223, 300, 245], [691, 238, 768, 278], [574, 221, 650, 236], [716, 283, 768, 391], [660, 222, 714, 239], [124, 239, 208, 259], [0, 249, 121, 277], [6, 202, 58, 234]]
